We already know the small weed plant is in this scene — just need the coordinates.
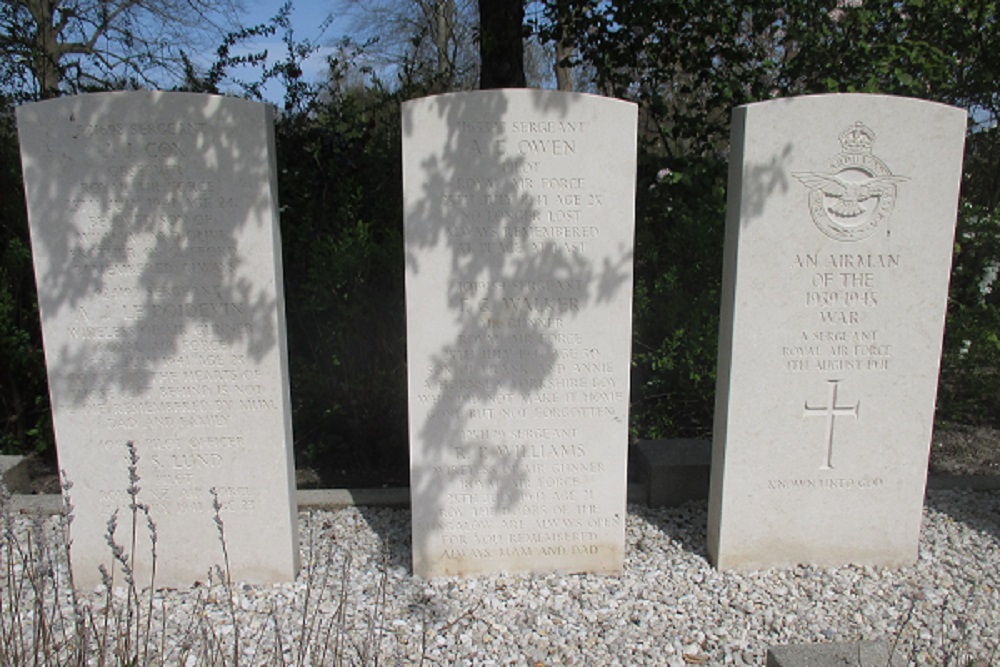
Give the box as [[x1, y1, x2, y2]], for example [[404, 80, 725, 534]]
[[1, 442, 994, 665], [0, 441, 388, 666]]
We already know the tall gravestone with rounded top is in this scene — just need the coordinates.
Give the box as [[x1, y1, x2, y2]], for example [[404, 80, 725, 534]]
[[17, 91, 299, 587], [403, 90, 637, 577], [708, 94, 967, 570]]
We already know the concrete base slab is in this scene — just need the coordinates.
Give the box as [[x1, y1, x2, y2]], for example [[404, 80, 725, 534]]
[[0, 455, 30, 494], [298, 488, 411, 510], [926, 474, 1000, 491], [767, 640, 906, 667], [9, 494, 64, 515], [5, 469, 996, 518], [634, 439, 711, 507]]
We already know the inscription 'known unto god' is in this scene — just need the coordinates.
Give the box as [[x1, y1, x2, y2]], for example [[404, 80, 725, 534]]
[[707, 94, 966, 570]]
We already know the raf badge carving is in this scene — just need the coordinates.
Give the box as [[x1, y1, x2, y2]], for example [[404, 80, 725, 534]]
[[794, 121, 908, 242]]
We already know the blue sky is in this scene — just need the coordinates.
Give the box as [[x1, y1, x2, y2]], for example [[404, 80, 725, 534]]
[[224, 0, 352, 103]]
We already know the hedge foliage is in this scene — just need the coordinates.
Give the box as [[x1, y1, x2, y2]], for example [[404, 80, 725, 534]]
[[1, 1, 998, 482]]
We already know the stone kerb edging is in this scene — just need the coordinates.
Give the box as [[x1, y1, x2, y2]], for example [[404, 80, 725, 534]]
[[8, 475, 999, 517], [5, 449, 997, 516]]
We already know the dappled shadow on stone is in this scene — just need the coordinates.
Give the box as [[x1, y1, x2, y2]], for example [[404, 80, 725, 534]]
[[630, 502, 710, 560], [21, 92, 281, 406], [17, 91, 297, 587], [924, 489, 1000, 545], [402, 90, 635, 576], [354, 505, 414, 574]]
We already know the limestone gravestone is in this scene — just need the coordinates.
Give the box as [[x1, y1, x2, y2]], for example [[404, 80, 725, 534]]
[[403, 90, 637, 577], [17, 92, 299, 587], [707, 94, 966, 570]]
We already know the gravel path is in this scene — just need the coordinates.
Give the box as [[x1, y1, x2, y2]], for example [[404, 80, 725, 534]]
[[4, 489, 998, 665]]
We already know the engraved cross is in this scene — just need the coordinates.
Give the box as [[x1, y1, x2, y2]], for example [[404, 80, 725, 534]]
[[803, 379, 860, 470]]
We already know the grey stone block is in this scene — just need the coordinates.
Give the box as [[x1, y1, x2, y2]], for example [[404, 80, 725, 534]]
[[0, 455, 30, 494], [634, 439, 711, 507], [766, 640, 906, 667], [297, 488, 411, 510]]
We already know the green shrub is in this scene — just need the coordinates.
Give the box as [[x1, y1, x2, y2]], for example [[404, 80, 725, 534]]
[[0, 104, 51, 457], [277, 80, 411, 484]]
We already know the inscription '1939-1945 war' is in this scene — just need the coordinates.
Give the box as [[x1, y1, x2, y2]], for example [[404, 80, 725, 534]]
[[783, 252, 900, 374]]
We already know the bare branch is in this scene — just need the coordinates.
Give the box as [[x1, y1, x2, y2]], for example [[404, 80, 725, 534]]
[[4, 0, 244, 97]]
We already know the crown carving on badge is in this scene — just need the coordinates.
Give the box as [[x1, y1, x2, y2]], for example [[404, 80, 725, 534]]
[[839, 121, 876, 153]]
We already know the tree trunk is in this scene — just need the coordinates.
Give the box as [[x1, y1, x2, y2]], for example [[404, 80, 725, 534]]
[[549, 0, 575, 92], [554, 37, 573, 92], [478, 0, 525, 89], [433, 0, 452, 79], [25, 0, 62, 97]]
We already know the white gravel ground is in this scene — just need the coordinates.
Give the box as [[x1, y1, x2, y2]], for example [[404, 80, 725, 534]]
[[3, 489, 998, 665]]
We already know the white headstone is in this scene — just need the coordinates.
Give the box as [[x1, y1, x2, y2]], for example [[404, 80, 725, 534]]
[[707, 94, 967, 570], [403, 90, 637, 577], [17, 91, 299, 587]]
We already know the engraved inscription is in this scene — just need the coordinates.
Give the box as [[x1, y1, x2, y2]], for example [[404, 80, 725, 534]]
[[766, 475, 884, 491], [34, 107, 273, 518], [784, 253, 899, 374], [803, 380, 860, 470], [406, 94, 635, 574]]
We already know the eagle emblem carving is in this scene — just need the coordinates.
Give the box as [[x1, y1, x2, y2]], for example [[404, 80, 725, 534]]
[[793, 121, 908, 241]]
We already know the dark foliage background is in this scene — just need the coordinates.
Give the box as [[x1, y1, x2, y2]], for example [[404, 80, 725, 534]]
[[1, 0, 997, 485]]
